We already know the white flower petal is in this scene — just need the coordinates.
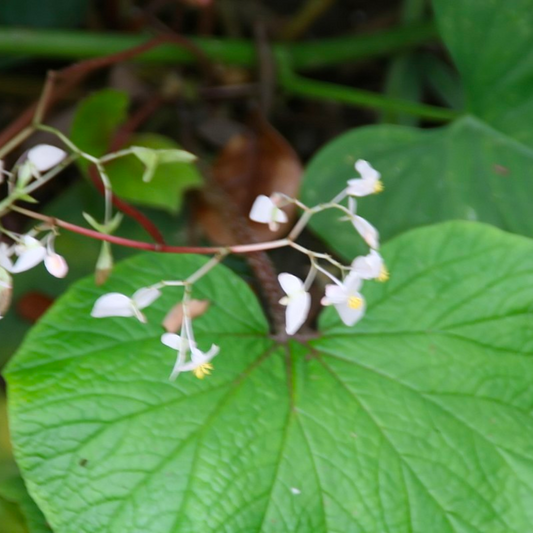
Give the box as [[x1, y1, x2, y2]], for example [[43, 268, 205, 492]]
[[285, 291, 310, 335], [249, 195, 275, 224], [334, 297, 366, 326], [344, 272, 363, 293], [355, 159, 380, 181], [274, 208, 288, 223], [91, 293, 133, 318], [322, 284, 346, 305], [351, 250, 382, 279], [44, 253, 68, 278], [190, 344, 219, 364], [10, 245, 46, 273], [278, 272, 304, 296], [161, 332, 182, 350], [27, 144, 67, 172], [132, 287, 161, 309], [353, 216, 379, 249], [346, 179, 375, 197], [0, 244, 13, 271]]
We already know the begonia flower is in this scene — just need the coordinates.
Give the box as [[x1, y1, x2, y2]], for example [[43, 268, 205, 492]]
[[278, 273, 310, 335], [346, 160, 383, 197], [161, 332, 219, 380], [351, 249, 388, 281], [249, 194, 288, 231], [91, 287, 161, 323], [321, 273, 366, 326]]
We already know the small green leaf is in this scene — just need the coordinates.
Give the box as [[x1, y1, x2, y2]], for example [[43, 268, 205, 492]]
[[106, 133, 202, 213], [70, 89, 129, 171], [7, 222, 533, 531], [82, 212, 123, 234]]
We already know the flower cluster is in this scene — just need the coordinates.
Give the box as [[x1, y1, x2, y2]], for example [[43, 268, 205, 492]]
[[89, 159, 387, 380], [250, 159, 387, 335]]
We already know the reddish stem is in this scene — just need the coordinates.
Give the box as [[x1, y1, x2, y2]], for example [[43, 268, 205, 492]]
[[13, 206, 288, 255]]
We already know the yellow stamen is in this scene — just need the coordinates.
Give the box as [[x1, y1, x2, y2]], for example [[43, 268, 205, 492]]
[[377, 265, 389, 282], [348, 296, 363, 309], [193, 363, 213, 379], [373, 180, 384, 194]]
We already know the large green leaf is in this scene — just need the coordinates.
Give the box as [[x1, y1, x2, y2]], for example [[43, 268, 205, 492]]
[[302, 0, 533, 252], [302, 115, 533, 259], [6, 221, 533, 532]]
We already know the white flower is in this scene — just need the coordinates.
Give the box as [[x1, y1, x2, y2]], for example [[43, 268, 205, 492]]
[[351, 250, 388, 282], [352, 215, 379, 249], [161, 332, 219, 380], [346, 160, 383, 197], [44, 253, 69, 278], [43, 235, 68, 278], [0, 235, 68, 278], [278, 273, 310, 335], [321, 273, 366, 326], [91, 287, 161, 323], [9, 236, 46, 274], [249, 194, 288, 231], [27, 144, 67, 172]]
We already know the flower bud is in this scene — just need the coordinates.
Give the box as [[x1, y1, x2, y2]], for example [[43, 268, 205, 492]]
[[95, 242, 113, 286]]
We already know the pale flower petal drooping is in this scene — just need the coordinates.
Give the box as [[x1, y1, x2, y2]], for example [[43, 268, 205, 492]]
[[27, 144, 67, 172], [346, 160, 383, 197], [161, 332, 183, 350], [44, 253, 69, 278], [132, 287, 161, 309], [352, 215, 379, 250], [278, 273, 310, 335], [321, 273, 366, 326], [249, 194, 288, 232]]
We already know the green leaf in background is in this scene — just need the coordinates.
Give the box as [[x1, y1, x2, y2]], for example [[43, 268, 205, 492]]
[[0, 475, 51, 533], [0, 0, 90, 28], [302, 116, 533, 259], [106, 133, 202, 213], [433, 0, 533, 147], [70, 89, 129, 171], [6, 221, 533, 532], [302, 0, 533, 253], [0, 397, 50, 533]]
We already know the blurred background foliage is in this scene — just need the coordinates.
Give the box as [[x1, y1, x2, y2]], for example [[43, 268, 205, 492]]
[[0, 0, 492, 530]]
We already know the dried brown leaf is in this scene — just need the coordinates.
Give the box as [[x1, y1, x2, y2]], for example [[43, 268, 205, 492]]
[[162, 299, 210, 333], [197, 111, 302, 244]]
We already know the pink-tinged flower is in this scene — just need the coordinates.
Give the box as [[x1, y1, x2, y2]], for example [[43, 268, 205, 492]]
[[27, 144, 67, 172], [249, 194, 288, 231], [346, 160, 383, 197], [321, 273, 366, 326], [161, 333, 219, 380], [0, 235, 69, 278], [43, 236, 68, 278], [91, 287, 161, 323], [352, 215, 379, 250], [351, 249, 388, 281], [278, 273, 310, 335]]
